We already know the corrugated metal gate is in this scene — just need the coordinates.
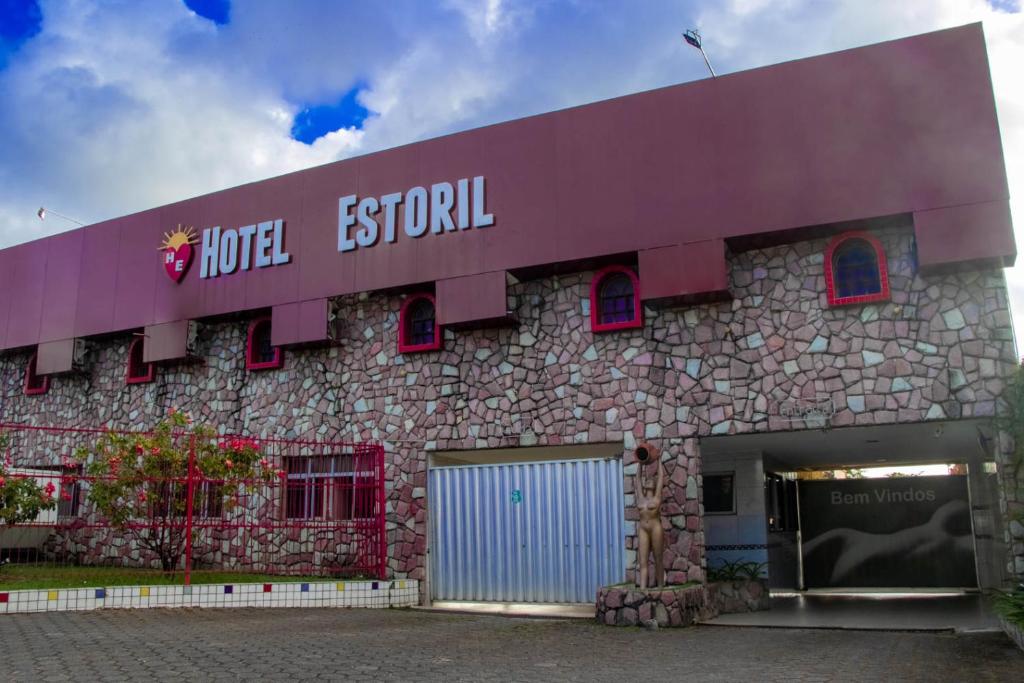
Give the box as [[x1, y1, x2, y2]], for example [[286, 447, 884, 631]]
[[429, 458, 625, 603]]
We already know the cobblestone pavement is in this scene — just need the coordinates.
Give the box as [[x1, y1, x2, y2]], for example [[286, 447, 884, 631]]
[[3, 608, 1023, 682]]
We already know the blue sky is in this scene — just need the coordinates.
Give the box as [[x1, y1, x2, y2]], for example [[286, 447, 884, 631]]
[[0, 0, 1022, 334]]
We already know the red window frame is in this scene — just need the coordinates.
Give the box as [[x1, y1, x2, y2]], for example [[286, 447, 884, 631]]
[[246, 317, 283, 371], [125, 336, 155, 385], [824, 231, 890, 307], [24, 353, 49, 396], [590, 265, 643, 333], [398, 293, 441, 353]]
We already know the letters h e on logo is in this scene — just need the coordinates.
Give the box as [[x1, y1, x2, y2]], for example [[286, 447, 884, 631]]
[[160, 226, 199, 283]]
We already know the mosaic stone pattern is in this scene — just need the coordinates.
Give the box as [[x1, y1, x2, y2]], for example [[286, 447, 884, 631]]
[[1, 224, 1020, 584], [595, 584, 711, 627], [706, 579, 771, 614], [595, 579, 768, 627]]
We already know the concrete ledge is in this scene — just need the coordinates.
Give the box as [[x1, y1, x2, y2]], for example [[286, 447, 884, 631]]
[[1000, 617, 1024, 652], [0, 579, 418, 615], [420, 601, 592, 619]]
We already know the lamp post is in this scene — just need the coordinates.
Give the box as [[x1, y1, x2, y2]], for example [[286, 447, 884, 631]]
[[37, 207, 85, 226], [683, 29, 716, 78]]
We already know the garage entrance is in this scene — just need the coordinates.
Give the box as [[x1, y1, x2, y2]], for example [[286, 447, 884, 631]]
[[798, 475, 976, 588], [702, 420, 1007, 591], [428, 449, 625, 604]]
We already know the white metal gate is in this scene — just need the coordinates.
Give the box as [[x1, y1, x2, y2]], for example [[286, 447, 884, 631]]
[[429, 457, 625, 603]]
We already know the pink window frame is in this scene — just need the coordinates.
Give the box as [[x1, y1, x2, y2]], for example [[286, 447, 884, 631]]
[[824, 231, 890, 307], [24, 353, 50, 396], [590, 265, 643, 333], [398, 293, 442, 353], [246, 317, 283, 371], [125, 336, 155, 385]]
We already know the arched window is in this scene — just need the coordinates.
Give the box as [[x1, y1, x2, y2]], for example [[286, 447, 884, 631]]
[[24, 353, 49, 396], [590, 265, 642, 332], [398, 293, 441, 353], [125, 336, 155, 384], [824, 231, 890, 306], [246, 317, 283, 370]]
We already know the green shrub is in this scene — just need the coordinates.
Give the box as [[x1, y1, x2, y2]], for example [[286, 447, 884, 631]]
[[992, 583, 1024, 628], [707, 558, 767, 582], [0, 431, 58, 527]]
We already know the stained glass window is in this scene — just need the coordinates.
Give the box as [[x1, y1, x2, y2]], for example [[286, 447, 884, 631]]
[[599, 272, 636, 324], [833, 239, 881, 299], [407, 298, 436, 346]]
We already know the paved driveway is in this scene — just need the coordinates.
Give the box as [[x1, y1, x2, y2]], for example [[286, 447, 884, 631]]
[[2, 608, 1022, 681]]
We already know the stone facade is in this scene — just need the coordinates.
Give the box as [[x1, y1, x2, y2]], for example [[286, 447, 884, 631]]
[[595, 579, 769, 627], [1, 223, 1020, 587], [596, 584, 710, 627], [706, 579, 771, 614]]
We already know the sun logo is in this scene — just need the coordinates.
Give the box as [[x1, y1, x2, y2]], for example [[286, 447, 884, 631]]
[[160, 225, 199, 283]]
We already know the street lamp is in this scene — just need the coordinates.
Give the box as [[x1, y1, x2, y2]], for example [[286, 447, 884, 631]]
[[37, 207, 85, 226], [683, 29, 716, 78]]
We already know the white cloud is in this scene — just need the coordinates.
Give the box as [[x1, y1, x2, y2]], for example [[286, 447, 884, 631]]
[[0, 0, 1021, 350]]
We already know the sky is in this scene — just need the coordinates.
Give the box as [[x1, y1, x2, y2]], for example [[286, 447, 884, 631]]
[[0, 0, 1022, 344]]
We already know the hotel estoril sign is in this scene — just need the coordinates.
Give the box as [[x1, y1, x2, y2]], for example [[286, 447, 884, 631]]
[[163, 175, 493, 283]]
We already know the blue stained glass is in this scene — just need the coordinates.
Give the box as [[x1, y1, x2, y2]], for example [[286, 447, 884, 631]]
[[407, 298, 435, 346], [599, 273, 635, 324], [833, 240, 881, 299]]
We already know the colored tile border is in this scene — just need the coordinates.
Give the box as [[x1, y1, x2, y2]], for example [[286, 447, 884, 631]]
[[0, 580, 418, 616]]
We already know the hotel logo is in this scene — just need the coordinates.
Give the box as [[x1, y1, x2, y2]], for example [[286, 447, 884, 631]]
[[160, 225, 199, 283]]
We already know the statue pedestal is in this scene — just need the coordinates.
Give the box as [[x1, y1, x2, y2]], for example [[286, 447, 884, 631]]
[[596, 584, 711, 627]]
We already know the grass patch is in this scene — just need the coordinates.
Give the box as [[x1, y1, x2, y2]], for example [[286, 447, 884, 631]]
[[0, 564, 329, 591]]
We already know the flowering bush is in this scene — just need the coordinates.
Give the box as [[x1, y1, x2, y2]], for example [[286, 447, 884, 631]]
[[0, 431, 58, 526], [75, 410, 278, 573]]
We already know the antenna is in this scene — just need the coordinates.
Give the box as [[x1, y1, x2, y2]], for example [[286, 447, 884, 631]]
[[683, 29, 716, 78]]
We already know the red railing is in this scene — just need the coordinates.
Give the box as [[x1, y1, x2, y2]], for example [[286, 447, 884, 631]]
[[0, 423, 387, 583]]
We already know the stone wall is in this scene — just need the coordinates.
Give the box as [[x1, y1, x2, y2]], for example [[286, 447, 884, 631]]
[[706, 579, 771, 614], [596, 584, 711, 627], [1, 223, 1018, 585]]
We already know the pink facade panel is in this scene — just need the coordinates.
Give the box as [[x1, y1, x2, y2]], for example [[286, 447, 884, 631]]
[[73, 221, 122, 338], [4, 242, 48, 349], [436, 271, 509, 326], [36, 338, 75, 375], [143, 320, 192, 363], [39, 231, 85, 343], [271, 298, 329, 346], [914, 200, 1016, 269], [0, 24, 1014, 351], [639, 240, 728, 303]]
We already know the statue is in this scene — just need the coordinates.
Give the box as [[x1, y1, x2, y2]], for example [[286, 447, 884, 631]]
[[634, 442, 665, 589]]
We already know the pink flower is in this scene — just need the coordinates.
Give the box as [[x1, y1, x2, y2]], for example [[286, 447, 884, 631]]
[[259, 458, 269, 468], [224, 459, 233, 469], [168, 407, 177, 416], [276, 470, 287, 480], [137, 491, 147, 503], [61, 491, 72, 502], [44, 481, 56, 495], [0, 476, 6, 487], [135, 444, 144, 455], [150, 447, 160, 456]]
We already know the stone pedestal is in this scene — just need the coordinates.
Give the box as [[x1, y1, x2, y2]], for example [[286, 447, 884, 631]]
[[596, 584, 711, 627]]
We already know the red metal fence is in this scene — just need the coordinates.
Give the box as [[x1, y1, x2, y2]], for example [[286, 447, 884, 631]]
[[0, 423, 387, 583]]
